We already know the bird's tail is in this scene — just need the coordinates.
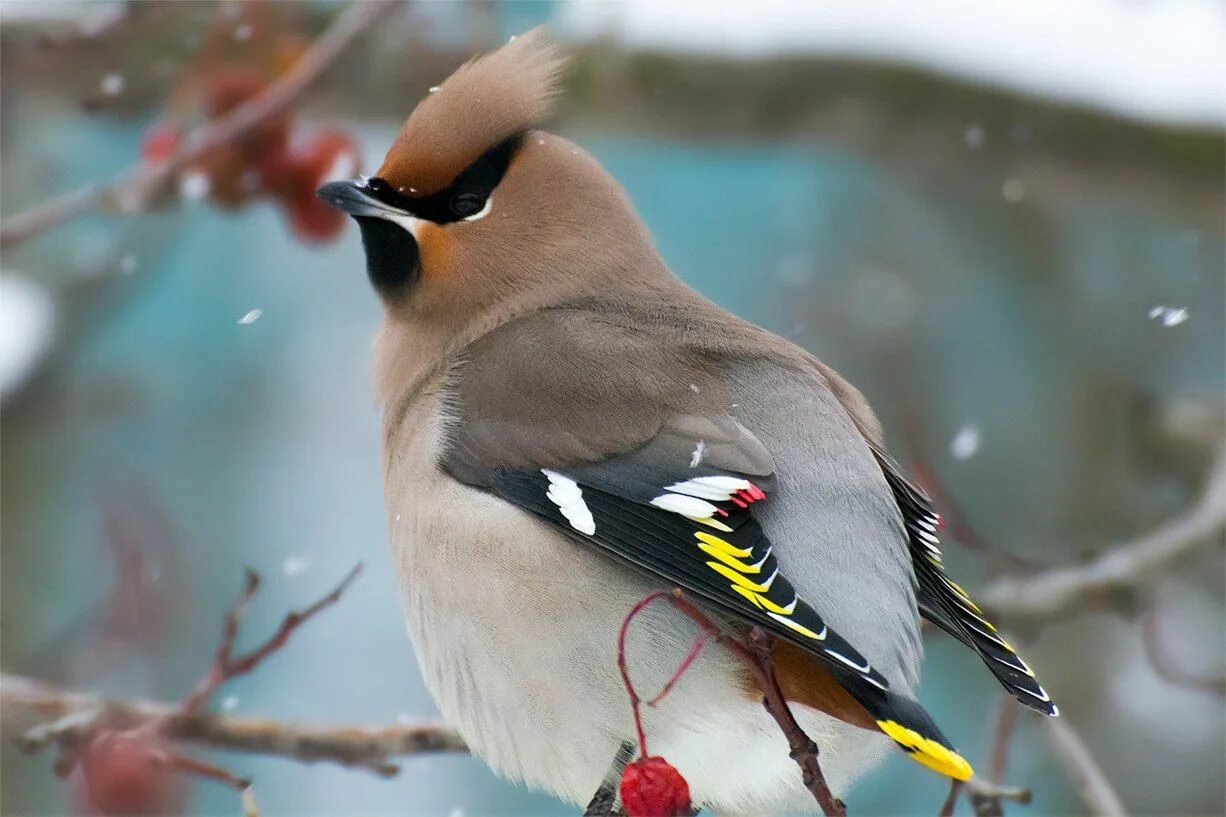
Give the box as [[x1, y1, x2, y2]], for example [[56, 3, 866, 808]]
[[846, 686, 974, 781]]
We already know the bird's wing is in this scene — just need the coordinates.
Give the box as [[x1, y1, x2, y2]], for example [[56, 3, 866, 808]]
[[869, 446, 1059, 716], [442, 309, 972, 780]]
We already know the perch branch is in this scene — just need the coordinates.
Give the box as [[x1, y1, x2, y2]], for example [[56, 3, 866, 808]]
[[0, 0, 394, 250]]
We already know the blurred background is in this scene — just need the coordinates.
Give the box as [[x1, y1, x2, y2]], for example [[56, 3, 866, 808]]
[[1, 1, 1222, 815]]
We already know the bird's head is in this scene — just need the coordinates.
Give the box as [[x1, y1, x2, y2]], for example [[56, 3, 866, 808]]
[[318, 28, 662, 326]]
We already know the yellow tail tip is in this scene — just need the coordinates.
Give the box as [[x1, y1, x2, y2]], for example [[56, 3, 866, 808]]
[[877, 720, 974, 782]]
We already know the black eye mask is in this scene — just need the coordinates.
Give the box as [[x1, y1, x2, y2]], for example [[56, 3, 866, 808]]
[[365, 134, 522, 224]]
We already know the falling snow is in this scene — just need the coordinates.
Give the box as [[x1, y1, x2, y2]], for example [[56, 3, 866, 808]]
[[428, 86, 440, 94], [1001, 178, 1026, 202], [1148, 305, 1188, 327], [690, 440, 706, 468], [234, 23, 253, 41], [963, 124, 985, 149], [119, 255, 138, 274], [100, 72, 125, 96], [237, 308, 263, 325], [220, 695, 240, 712], [178, 171, 211, 201], [282, 555, 311, 577], [950, 424, 981, 460]]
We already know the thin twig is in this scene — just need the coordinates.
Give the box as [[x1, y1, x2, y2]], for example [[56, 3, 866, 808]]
[[986, 695, 1021, 786], [620, 590, 846, 816], [1139, 593, 1226, 697], [1042, 717, 1127, 817], [1, 673, 468, 776], [181, 563, 363, 714], [964, 778, 1032, 816], [980, 450, 1226, 624], [0, 0, 394, 250], [938, 781, 964, 817]]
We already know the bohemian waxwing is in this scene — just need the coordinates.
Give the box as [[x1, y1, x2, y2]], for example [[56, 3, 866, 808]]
[[317, 29, 1057, 813]]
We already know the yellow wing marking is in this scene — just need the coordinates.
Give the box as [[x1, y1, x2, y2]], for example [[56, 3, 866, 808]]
[[698, 541, 764, 574], [705, 561, 774, 593], [694, 531, 751, 558]]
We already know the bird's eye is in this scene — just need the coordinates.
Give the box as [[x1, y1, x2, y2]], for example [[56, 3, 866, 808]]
[[450, 191, 484, 217]]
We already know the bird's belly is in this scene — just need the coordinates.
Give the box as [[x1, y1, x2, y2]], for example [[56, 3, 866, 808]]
[[383, 396, 891, 811]]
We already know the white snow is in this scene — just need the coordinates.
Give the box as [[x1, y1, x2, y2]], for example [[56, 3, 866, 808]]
[[0, 274, 55, 399], [100, 72, 125, 97], [237, 308, 263, 325], [1001, 178, 1027, 203], [963, 124, 986, 150], [1148, 305, 1189, 327], [281, 555, 312, 577], [178, 170, 211, 201], [950, 424, 981, 460], [559, 0, 1226, 127]]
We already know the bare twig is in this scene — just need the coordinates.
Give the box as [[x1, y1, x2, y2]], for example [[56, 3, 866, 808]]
[[1043, 717, 1127, 817], [938, 781, 964, 817], [181, 564, 363, 715], [986, 695, 1021, 787], [1139, 594, 1226, 697], [964, 778, 1032, 816], [980, 450, 1226, 624], [2, 673, 468, 776], [0, 0, 394, 250]]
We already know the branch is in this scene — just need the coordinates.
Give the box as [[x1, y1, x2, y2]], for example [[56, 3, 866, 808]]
[[980, 450, 1226, 624], [0, 0, 394, 250], [1042, 717, 1127, 817], [1, 673, 468, 776], [1139, 593, 1226, 697]]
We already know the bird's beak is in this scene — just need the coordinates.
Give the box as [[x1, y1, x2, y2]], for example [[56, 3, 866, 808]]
[[316, 179, 392, 218]]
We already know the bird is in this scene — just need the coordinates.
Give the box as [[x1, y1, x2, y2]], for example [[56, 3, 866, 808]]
[[317, 28, 1057, 814]]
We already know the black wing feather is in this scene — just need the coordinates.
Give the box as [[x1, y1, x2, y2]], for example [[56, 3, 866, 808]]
[[492, 467, 891, 694], [872, 450, 1059, 716]]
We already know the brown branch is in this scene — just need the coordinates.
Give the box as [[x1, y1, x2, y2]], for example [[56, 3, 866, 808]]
[[181, 564, 363, 715], [0, 0, 394, 250], [980, 449, 1226, 624], [1042, 717, 1127, 817], [2, 673, 468, 776]]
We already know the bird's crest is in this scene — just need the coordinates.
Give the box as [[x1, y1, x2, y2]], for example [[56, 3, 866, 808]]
[[377, 27, 564, 197]]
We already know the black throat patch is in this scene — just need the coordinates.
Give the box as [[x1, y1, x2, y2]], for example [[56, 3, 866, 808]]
[[355, 216, 419, 298]]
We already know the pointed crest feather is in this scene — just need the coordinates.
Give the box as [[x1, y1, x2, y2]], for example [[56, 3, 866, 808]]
[[377, 27, 564, 195]]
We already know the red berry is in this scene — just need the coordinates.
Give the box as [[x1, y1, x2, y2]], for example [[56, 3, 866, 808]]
[[620, 756, 691, 817], [277, 130, 360, 198], [284, 192, 347, 243], [140, 123, 182, 163], [79, 730, 183, 816]]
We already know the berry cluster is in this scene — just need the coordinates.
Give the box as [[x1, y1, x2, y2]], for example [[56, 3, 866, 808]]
[[140, 67, 359, 243]]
